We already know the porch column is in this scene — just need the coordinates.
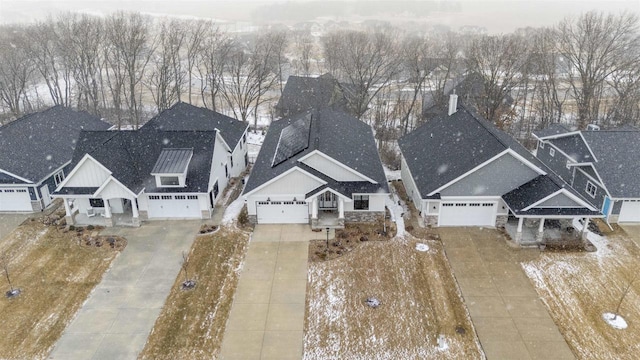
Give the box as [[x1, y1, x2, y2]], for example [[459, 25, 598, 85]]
[[311, 198, 318, 219], [581, 217, 590, 240], [516, 217, 524, 243], [338, 198, 344, 219], [536, 218, 545, 242], [63, 199, 75, 225], [103, 199, 114, 227], [131, 198, 140, 227], [63, 199, 72, 216]]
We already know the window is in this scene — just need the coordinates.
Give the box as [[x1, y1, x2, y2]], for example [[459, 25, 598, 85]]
[[549, 148, 555, 157], [54, 171, 65, 186], [566, 161, 571, 170], [539, 141, 545, 149], [225, 164, 229, 178], [160, 176, 180, 186], [89, 198, 104, 208], [16, 189, 27, 193], [586, 181, 597, 198], [175, 195, 186, 200], [244, 153, 249, 167], [161, 195, 173, 200], [148, 195, 160, 200], [243, 134, 247, 143], [353, 195, 369, 210], [231, 157, 234, 168], [187, 195, 198, 200], [213, 181, 219, 198]]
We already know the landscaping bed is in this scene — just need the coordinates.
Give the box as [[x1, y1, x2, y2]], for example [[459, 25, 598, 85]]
[[309, 221, 396, 262]]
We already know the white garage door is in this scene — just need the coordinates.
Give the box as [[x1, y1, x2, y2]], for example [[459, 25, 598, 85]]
[[0, 188, 32, 212], [619, 200, 640, 223], [439, 202, 496, 227], [257, 201, 309, 224], [147, 195, 201, 219]]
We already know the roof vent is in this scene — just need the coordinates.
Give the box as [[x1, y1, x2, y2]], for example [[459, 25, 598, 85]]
[[448, 91, 458, 116], [586, 124, 600, 131]]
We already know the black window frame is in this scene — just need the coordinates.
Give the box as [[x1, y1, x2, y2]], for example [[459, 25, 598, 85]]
[[160, 176, 180, 186], [89, 198, 105, 208], [213, 180, 219, 198], [353, 195, 369, 210]]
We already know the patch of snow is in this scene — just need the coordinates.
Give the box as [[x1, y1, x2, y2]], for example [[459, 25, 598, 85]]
[[222, 196, 244, 225], [385, 193, 405, 237], [415, 243, 429, 252], [602, 312, 628, 329], [572, 218, 612, 259], [437, 334, 449, 351], [383, 165, 401, 181]]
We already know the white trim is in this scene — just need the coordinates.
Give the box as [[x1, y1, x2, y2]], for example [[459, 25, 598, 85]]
[[437, 200, 498, 227], [305, 187, 352, 202], [575, 167, 611, 198], [94, 176, 138, 199], [0, 168, 34, 184], [522, 188, 597, 211], [242, 166, 327, 197], [585, 180, 597, 198], [428, 149, 546, 196], [215, 129, 232, 153], [56, 154, 112, 190], [441, 195, 502, 200], [298, 150, 378, 184], [549, 147, 555, 157], [537, 131, 598, 162]]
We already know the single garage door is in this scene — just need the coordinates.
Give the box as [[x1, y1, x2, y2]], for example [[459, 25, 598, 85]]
[[0, 188, 32, 212], [147, 195, 201, 219], [619, 200, 640, 223], [257, 201, 309, 224], [439, 202, 496, 227]]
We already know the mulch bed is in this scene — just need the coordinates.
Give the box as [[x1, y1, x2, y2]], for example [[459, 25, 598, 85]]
[[309, 222, 396, 262]]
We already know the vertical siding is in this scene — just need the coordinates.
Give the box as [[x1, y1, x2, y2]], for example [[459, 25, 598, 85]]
[[300, 152, 368, 181], [537, 144, 573, 182], [63, 158, 110, 187], [572, 169, 605, 210]]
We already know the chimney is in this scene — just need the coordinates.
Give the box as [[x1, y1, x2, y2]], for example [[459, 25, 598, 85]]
[[448, 91, 458, 116]]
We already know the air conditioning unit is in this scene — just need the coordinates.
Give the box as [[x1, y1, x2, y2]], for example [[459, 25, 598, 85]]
[[586, 124, 600, 131]]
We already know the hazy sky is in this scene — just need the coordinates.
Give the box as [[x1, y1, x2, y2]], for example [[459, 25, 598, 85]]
[[0, 0, 638, 33]]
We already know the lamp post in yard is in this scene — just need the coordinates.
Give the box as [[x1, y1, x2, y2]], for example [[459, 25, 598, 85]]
[[326, 227, 330, 254]]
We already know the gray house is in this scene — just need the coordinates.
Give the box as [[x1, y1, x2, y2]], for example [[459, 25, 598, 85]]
[[275, 74, 353, 118], [0, 106, 110, 212], [399, 95, 600, 244], [533, 125, 640, 223]]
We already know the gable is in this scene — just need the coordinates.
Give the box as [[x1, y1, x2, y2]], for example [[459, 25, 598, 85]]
[[62, 157, 110, 188], [250, 168, 325, 195], [440, 152, 540, 196], [96, 178, 136, 199], [536, 193, 583, 207], [299, 151, 371, 182]]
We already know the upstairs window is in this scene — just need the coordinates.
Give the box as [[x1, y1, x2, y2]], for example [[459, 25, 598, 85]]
[[160, 176, 180, 186], [549, 148, 555, 157], [539, 141, 545, 149], [353, 195, 369, 210], [586, 181, 597, 198], [54, 171, 65, 186]]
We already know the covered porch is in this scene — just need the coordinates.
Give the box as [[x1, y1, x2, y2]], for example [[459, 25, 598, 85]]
[[61, 196, 141, 227], [505, 216, 589, 246], [307, 188, 350, 229]]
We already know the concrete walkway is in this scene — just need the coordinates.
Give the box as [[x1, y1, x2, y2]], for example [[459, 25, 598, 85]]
[[220, 224, 332, 360], [439, 228, 575, 360], [0, 213, 29, 241], [49, 220, 202, 360]]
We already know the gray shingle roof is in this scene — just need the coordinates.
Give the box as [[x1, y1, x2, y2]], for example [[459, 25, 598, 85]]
[[151, 149, 193, 174], [532, 123, 571, 139], [63, 130, 216, 194], [0, 106, 110, 183], [275, 74, 351, 117], [243, 108, 388, 196], [143, 102, 247, 149], [548, 135, 594, 162]]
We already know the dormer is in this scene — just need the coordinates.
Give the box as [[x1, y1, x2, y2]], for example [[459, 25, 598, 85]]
[[151, 148, 193, 188]]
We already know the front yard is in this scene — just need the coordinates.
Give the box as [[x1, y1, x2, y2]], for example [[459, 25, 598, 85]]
[[523, 223, 640, 359], [304, 233, 484, 359], [0, 216, 123, 359]]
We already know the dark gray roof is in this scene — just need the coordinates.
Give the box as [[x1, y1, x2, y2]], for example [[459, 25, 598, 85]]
[[548, 135, 594, 162], [143, 102, 248, 149], [56, 187, 99, 195], [243, 108, 388, 196], [275, 74, 351, 117], [271, 115, 311, 166], [151, 148, 193, 174], [0, 106, 110, 183], [60, 130, 216, 194], [532, 123, 571, 138]]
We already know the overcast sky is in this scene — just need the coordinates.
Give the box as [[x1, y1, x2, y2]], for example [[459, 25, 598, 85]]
[[0, 0, 638, 33]]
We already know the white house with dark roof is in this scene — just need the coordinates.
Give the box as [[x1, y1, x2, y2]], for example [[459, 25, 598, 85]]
[[533, 125, 640, 223], [399, 96, 601, 245], [242, 108, 388, 228], [0, 106, 110, 212]]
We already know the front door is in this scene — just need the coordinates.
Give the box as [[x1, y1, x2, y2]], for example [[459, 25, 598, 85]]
[[318, 192, 337, 209]]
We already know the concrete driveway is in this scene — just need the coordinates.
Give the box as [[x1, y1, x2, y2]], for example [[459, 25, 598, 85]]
[[0, 213, 29, 241], [439, 227, 574, 360], [49, 220, 202, 360]]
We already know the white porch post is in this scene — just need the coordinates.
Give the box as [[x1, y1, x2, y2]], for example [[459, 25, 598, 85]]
[[311, 198, 318, 219], [536, 218, 545, 242], [63, 199, 72, 216], [516, 217, 524, 243], [581, 217, 590, 240], [338, 197, 344, 219], [131, 198, 139, 218], [104, 199, 112, 218]]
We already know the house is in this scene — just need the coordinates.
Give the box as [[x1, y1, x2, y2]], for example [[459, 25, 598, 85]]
[[53, 103, 249, 227], [242, 108, 388, 228], [0, 106, 110, 212], [275, 74, 353, 118], [399, 95, 601, 244], [533, 125, 640, 223]]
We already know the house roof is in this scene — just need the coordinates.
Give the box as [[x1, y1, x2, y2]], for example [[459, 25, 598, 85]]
[[399, 103, 596, 214], [142, 102, 247, 149], [243, 108, 388, 196], [0, 106, 110, 183], [151, 148, 193, 174], [63, 129, 217, 194], [532, 123, 571, 139], [275, 74, 351, 116]]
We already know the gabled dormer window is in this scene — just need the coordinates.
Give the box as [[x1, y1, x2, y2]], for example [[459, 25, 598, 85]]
[[151, 148, 193, 188]]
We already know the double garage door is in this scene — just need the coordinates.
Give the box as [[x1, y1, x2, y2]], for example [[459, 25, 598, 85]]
[[439, 201, 496, 227], [619, 200, 640, 223], [147, 195, 201, 219], [256, 201, 308, 224], [0, 188, 32, 212]]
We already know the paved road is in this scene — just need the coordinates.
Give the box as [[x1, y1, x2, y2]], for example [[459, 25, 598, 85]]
[[439, 228, 575, 360], [219, 224, 333, 360], [48, 220, 202, 360], [0, 213, 29, 242]]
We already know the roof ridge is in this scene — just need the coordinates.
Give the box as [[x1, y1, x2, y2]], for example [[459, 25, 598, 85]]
[[459, 104, 511, 150]]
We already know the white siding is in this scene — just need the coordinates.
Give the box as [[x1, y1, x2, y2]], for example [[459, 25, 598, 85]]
[[301, 152, 369, 182], [208, 133, 232, 205], [247, 194, 309, 215], [63, 158, 110, 188], [400, 154, 424, 212], [229, 129, 248, 178], [98, 179, 134, 200], [343, 193, 386, 212], [253, 169, 324, 196]]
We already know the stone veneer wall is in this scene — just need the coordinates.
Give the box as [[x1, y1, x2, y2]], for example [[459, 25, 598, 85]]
[[248, 215, 257, 224], [344, 211, 384, 223], [495, 215, 508, 228], [139, 210, 149, 220], [31, 200, 43, 212], [425, 215, 438, 227]]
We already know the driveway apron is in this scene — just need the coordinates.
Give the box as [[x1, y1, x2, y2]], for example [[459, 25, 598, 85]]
[[0, 213, 29, 242], [220, 224, 327, 360], [49, 220, 202, 360], [439, 228, 575, 360]]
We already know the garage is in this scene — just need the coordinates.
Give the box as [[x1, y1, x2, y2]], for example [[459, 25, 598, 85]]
[[257, 201, 309, 224], [0, 188, 32, 212], [147, 194, 201, 219], [439, 201, 496, 227], [619, 200, 640, 223]]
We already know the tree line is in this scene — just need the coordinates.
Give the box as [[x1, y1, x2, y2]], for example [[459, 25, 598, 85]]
[[0, 11, 639, 145]]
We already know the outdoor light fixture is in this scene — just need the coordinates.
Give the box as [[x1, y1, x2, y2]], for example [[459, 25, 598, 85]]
[[293, 197, 297, 202], [267, 197, 271, 202], [326, 227, 330, 253]]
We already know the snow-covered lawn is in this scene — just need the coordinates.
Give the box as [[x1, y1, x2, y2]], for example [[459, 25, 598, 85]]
[[522, 222, 640, 359], [304, 234, 483, 359]]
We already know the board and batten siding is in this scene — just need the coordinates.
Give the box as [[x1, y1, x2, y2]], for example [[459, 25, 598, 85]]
[[300, 152, 368, 182], [208, 133, 233, 205], [245, 169, 324, 215], [229, 129, 249, 178], [400, 154, 424, 213], [62, 158, 110, 188]]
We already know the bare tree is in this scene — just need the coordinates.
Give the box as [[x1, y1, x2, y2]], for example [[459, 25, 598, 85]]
[[198, 27, 233, 112], [556, 11, 640, 129], [0, 26, 35, 117], [147, 19, 185, 111], [184, 20, 209, 104], [292, 30, 314, 76], [605, 56, 640, 126]]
